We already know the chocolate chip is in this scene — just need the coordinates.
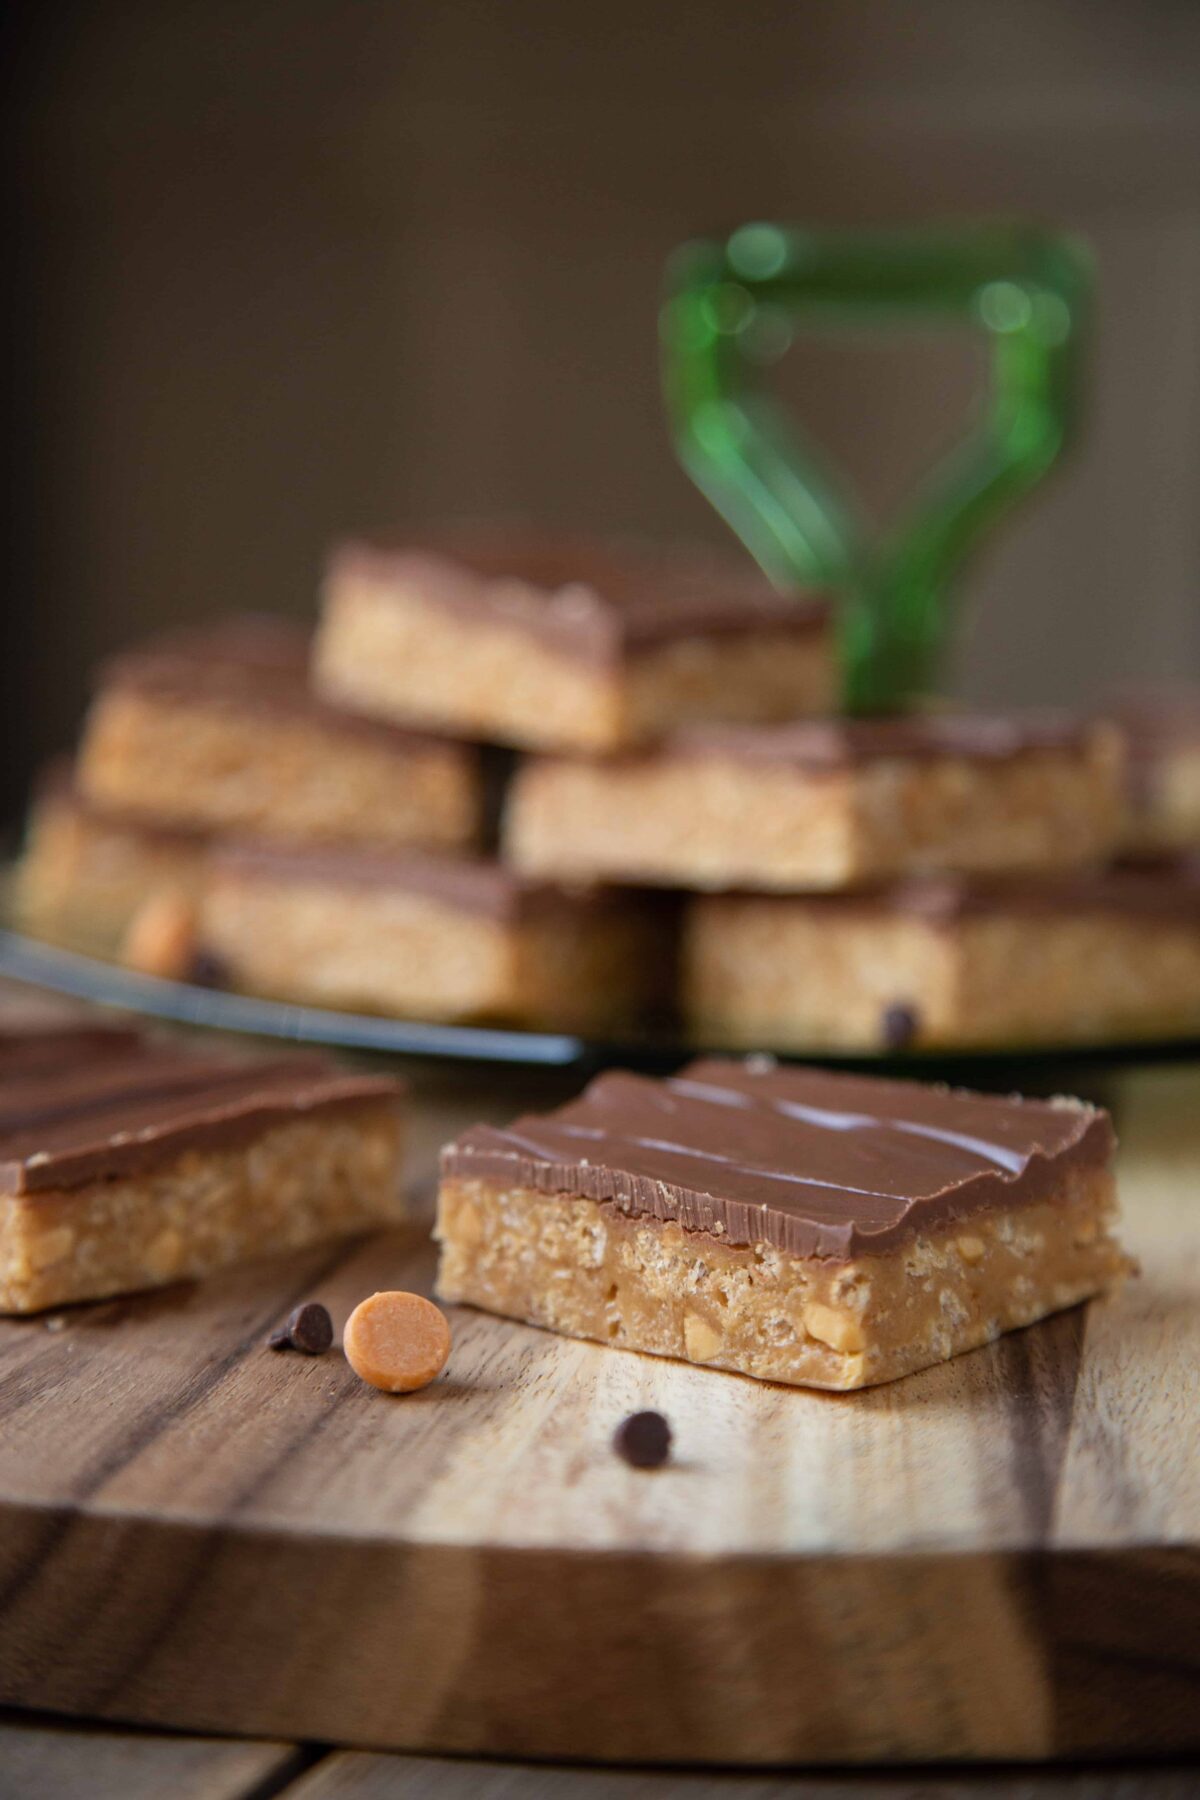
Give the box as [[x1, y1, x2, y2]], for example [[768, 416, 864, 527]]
[[881, 1003, 920, 1050], [289, 1301, 334, 1354], [613, 1410, 672, 1469], [268, 1301, 333, 1356], [188, 948, 230, 989]]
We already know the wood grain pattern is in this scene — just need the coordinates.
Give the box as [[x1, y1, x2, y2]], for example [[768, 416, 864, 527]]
[[0, 1061, 1196, 1766]]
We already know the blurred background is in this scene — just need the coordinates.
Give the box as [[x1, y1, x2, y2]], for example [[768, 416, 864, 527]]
[[3, 0, 1199, 822]]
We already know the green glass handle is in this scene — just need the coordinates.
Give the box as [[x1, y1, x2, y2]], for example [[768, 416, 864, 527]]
[[661, 222, 1092, 713]]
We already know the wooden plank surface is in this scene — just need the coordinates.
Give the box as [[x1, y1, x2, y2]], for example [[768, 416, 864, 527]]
[[2, 1717, 1196, 1800], [0, 1059, 1196, 1765], [285, 1751, 1200, 1799], [0, 1712, 300, 1800]]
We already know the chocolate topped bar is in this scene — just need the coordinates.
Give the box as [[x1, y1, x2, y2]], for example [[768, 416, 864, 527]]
[[99, 616, 447, 749], [671, 711, 1104, 770], [34, 757, 212, 850], [0, 1029, 405, 1195], [442, 1059, 1113, 1260], [328, 529, 828, 664]]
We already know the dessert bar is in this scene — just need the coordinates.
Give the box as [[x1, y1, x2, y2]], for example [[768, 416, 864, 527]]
[[506, 713, 1125, 891], [198, 841, 674, 1031], [437, 1059, 1129, 1390], [684, 861, 1200, 1051], [77, 615, 480, 850], [0, 1024, 405, 1314], [313, 530, 833, 753], [14, 765, 208, 954]]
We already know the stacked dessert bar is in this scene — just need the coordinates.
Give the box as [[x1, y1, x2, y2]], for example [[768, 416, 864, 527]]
[[313, 535, 1200, 1048], [2, 531, 1153, 1374], [14, 530, 833, 1036], [17, 615, 481, 955], [498, 699, 1200, 1048], [13, 527, 1200, 1048]]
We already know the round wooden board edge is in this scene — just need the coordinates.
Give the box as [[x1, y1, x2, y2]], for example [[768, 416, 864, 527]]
[[1, 1499, 1197, 1765]]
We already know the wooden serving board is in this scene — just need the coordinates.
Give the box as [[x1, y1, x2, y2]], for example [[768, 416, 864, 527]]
[[0, 1060, 1197, 1767]]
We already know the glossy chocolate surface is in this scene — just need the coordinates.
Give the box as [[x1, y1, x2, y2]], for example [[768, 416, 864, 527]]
[[442, 1058, 1112, 1259], [0, 1023, 144, 1078], [100, 615, 454, 753], [671, 711, 1104, 771], [740, 860, 1200, 926], [0, 1029, 404, 1195], [329, 529, 829, 663]]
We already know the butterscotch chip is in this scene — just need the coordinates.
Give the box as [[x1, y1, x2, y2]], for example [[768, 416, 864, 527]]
[[343, 1291, 451, 1393], [120, 888, 200, 981], [314, 530, 833, 754]]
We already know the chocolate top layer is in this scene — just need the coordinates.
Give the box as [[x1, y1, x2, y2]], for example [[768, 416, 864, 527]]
[[99, 616, 456, 755], [670, 711, 1107, 771], [0, 1029, 405, 1195], [329, 528, 829, 664], [745, 859, 1200, 926], [441, 1058, 1113, 1260], [103, 614, 311, 688], [212, 839, 631, 923], [0, 1022, 144, 1079]]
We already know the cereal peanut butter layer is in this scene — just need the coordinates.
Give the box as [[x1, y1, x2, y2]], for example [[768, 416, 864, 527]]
[[684, 862, 1200, 1051], [77, 614, 480, 851], [505, 712, 1126, 891], [314, 530, 833, 753], [199, 840, 673, 1032], [0, 1024, 405, 1314], [436, 1059, 1130, 1391]]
